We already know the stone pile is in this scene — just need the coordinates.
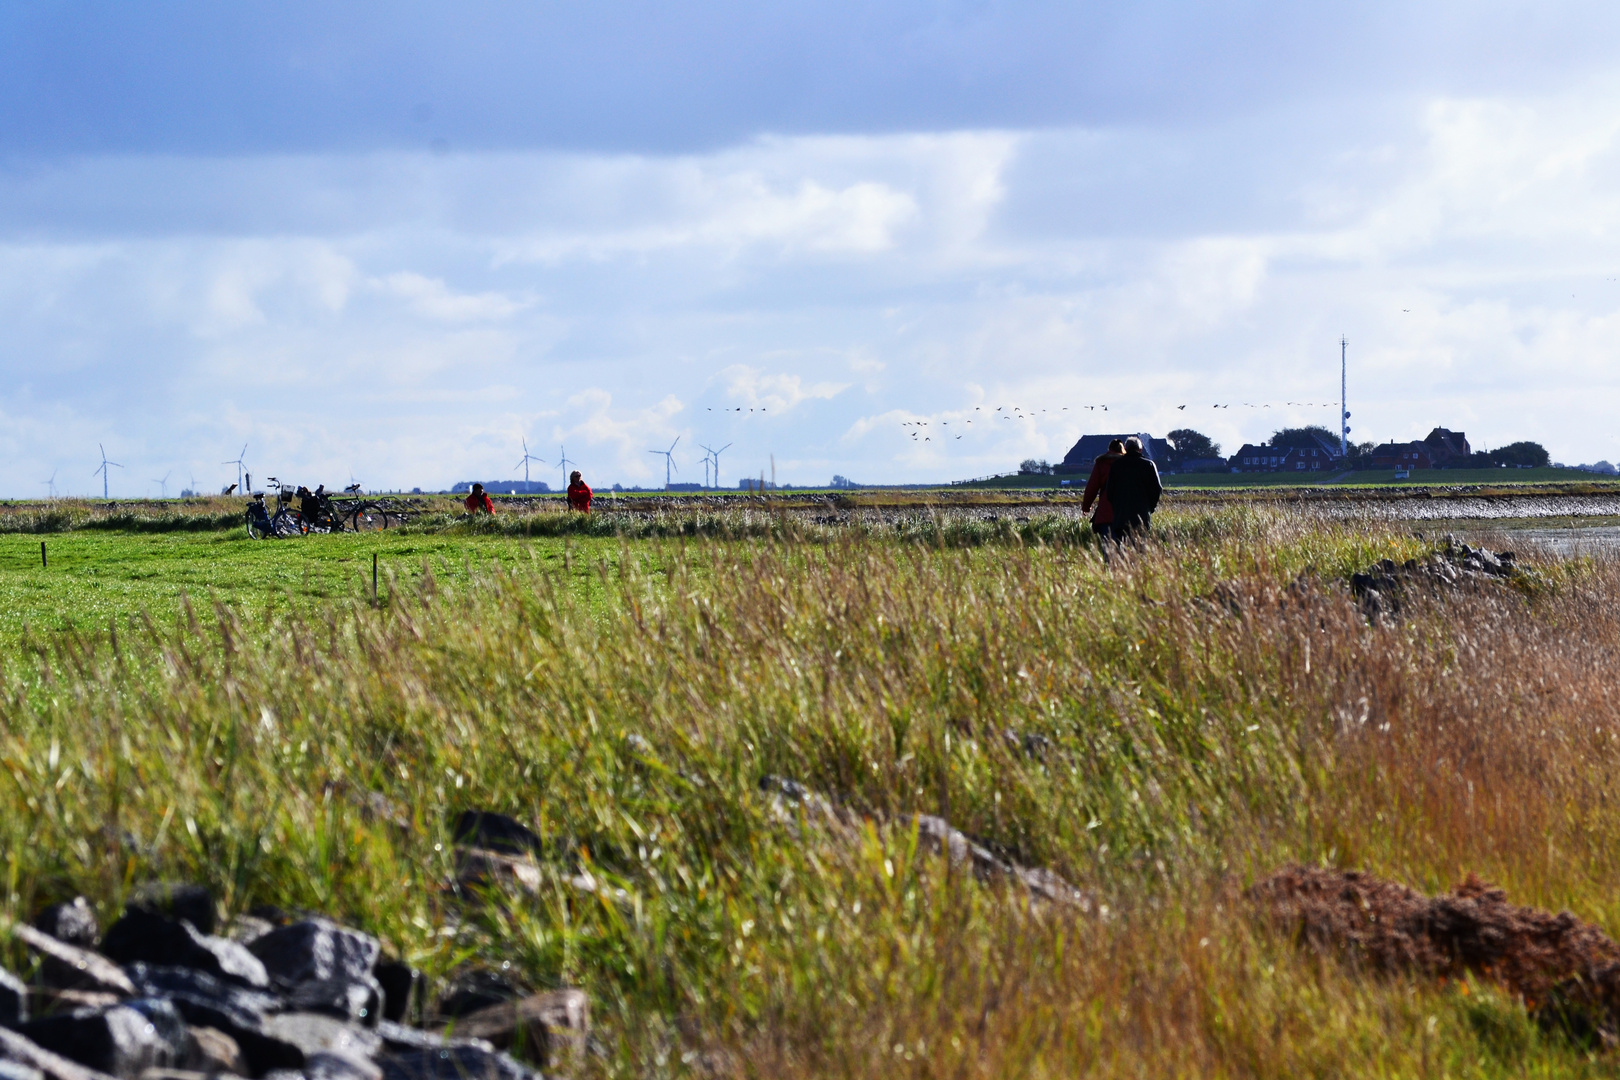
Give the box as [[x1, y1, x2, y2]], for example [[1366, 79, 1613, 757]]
[[1350, 538, 1518, 617], [759, 775, 1098, 913], [1, 850, 587, 1080]]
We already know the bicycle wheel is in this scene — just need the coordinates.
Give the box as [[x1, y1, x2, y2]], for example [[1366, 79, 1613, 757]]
[[245, 511, 271, 540], [351, 506, 385, 531], [272, 509, 308, 538]]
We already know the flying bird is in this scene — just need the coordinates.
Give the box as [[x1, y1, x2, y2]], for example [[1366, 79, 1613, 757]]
[[224, 483, 238, 495], [1178, 405, 1186, 410]]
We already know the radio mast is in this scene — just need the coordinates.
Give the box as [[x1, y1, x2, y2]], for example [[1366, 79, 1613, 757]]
[[1339, 336, 1349, 459]]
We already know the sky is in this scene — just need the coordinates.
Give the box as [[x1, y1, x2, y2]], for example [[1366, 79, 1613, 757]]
[[4, 1, 1620, 496]]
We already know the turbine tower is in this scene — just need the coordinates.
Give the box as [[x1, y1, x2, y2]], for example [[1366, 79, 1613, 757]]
[[648, 437, 680, 489], [222, 444, 248, 491], [515, 437, 541, 485], [94, 444, 123, 499], [152, 471, 171, 499], [699, 442, 731, 491], [41, 470, 57, 500], [554, 445, 577, 491]]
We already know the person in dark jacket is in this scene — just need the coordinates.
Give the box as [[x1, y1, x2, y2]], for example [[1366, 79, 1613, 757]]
[[1081, 439, 1125, 541], [1104, 436, 1163, 537]]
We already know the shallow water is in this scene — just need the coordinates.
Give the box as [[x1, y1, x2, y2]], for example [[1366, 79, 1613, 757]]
[[1492, 524, 1620, 556]]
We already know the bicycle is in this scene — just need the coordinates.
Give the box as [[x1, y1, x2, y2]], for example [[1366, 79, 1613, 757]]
[[333, 497, 410, 531], [244, 478, 310, 539]]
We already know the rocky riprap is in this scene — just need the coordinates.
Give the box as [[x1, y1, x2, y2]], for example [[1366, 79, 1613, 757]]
[[1350, 538, 1518, 617], [1, 826, 588, 1080]]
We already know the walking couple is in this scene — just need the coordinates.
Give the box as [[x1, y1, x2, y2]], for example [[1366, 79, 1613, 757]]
[[1081, 436, 1163, 542]]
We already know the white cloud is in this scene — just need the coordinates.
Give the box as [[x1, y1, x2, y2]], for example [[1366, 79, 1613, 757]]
[[717, 365, 848, 412], [375, 272, 530, 321], [8, 90, 1620, 493]]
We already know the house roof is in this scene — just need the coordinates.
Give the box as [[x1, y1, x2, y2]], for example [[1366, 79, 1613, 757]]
[[1057, 433, 1173, 472]]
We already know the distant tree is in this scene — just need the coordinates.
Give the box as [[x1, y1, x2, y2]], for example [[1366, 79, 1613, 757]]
[[1018, 458, 1053, 475], [1489, 441, 1550, 468], [1347, 441, 1378, 469], [1269, 425, 1339, 450], [1165, 428, 1220, 466], [830, 475, 859, 489]]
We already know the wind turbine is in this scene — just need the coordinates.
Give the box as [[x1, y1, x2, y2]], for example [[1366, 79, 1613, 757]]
[[648, 437, 679, 489], [152, 471, 171, 499], [94, 444, 123, 499], [222, 444, 247, 492], [515, 437, 541, 485], [699, 442, 731, 490], [40, 470, 57, 501], [553, 445, 577, 491]]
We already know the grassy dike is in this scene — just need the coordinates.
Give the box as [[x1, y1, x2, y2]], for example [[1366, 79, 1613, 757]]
[[2, 508, 1618, 1076]]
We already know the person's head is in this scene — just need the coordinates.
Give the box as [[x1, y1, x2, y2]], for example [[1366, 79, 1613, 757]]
[[1108, 439, 1125, 454], [1124, 437, 1143, 456], [471, 483, 484, 495], [571, 470, 582, 484]]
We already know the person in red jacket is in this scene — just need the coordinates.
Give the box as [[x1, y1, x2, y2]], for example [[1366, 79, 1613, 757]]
[[1081, 439, 1125, 541], [566, 470, 592, 512], [464, 482, 495, 514]]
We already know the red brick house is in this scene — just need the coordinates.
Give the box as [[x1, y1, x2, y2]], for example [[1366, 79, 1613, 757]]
[[1229, 443, 1340, 473], [1369, 442, 1437, 469]]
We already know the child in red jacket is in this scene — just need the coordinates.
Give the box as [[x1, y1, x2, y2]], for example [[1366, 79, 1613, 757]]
[[566, 471, 592, 512], [464, 482, 495, 513]]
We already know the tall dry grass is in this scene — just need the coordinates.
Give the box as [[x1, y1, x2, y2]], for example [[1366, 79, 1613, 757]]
[[1, 510, 1617, 1076]]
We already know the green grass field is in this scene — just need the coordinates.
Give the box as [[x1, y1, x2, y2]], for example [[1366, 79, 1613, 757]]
[[0, 528, 632, 642], [3, 503, 1620, 1077]]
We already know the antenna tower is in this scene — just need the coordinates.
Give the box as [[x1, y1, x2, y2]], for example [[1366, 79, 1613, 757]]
[[1339, 336, 1350, 460]]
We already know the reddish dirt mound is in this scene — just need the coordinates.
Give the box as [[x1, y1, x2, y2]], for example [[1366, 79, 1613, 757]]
[[1252, 865, 1620, 1041]]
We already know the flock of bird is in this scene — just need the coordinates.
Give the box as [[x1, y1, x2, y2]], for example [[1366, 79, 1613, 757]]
[[896, 401, 1340, 441]]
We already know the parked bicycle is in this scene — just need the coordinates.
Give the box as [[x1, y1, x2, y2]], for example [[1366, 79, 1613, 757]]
[[244, 479, 308, 538], [245, 479, 412, 538], [333, 497, 409, 531]]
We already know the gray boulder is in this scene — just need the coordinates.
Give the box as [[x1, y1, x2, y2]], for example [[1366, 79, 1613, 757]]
[[249, 919, 381, 988], [99, 910, 268, 989], [31, 899, 99, 950], [0, 1027, 117, 1080], [8, 925, 133, 997], [0, 968, 25, 1028], [18, 999, 189, 1078], [377, 1046, 538, 1080], [284, 976, 384, 1026], [260, 1013, 381, 1061], [125, 885, 216, 937]]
